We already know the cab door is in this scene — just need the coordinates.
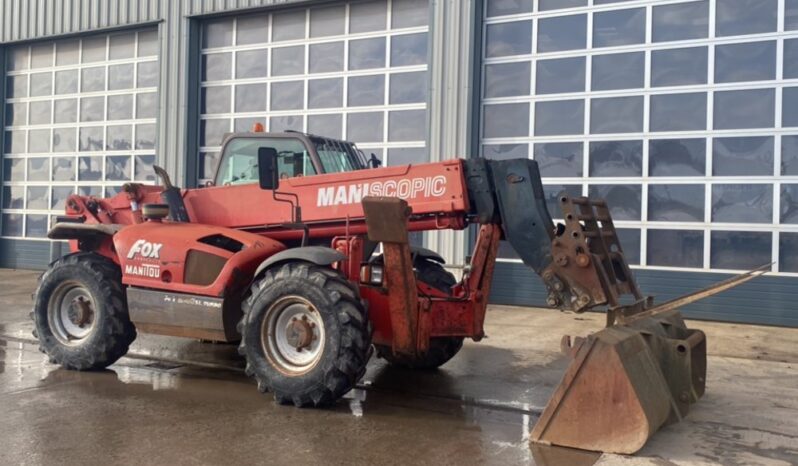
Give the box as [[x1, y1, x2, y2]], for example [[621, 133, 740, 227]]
[[184, 136, 317, 228]]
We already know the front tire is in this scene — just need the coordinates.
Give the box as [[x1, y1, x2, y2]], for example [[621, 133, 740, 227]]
[[32, 252, 137, 370], [239, 262, 371, 407]]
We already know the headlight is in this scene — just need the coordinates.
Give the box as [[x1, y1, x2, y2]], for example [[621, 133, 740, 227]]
[[360, 264, 384, 285], [370, 266, 383, 285]]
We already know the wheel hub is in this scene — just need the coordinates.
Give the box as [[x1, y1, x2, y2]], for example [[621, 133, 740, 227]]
[[68, 297, 93, 327], [285, 316, 315, 351]]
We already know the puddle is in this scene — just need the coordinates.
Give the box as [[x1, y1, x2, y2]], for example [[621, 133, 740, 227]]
[[114, 365, 181, 390], [144, 361, 184, 371], [0, 338, 5, 375], [530, 444, 601, 466]]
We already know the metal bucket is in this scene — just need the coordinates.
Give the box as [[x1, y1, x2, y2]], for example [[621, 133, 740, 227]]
[[531, 309, 706, 454]]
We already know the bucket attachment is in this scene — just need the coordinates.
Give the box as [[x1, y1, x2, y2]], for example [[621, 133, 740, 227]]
[[525, 193, 770, 454], [531, 309, 706, 454]]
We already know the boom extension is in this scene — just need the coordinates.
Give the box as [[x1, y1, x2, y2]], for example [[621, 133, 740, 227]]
[[464, 158, 646, 315]]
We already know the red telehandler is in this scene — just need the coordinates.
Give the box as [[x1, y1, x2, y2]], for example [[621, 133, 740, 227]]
[[32, 129, 764, 453]]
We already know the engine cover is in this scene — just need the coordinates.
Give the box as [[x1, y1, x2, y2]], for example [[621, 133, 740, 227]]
[[114, 222, 285, 297]]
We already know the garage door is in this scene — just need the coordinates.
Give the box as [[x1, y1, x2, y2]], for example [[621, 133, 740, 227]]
[[479, 0, 798, 326], [1, 29, 159, 269], [196, 0, 431, 184]]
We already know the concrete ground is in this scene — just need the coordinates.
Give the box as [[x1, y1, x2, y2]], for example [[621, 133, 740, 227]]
[[0, 268, 796, 466]]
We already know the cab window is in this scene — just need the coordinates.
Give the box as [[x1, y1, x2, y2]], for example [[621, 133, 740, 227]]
[[313, 138, 365, 173], [317, 148, 356, 173], [215, 137, 316, 186]]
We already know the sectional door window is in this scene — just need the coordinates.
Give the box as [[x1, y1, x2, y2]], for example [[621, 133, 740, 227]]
[[2, 29, 159, 238], [198, 0, 431, 184]]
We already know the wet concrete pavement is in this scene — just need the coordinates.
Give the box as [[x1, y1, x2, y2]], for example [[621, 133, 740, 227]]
[[1, 268, 797, 465]]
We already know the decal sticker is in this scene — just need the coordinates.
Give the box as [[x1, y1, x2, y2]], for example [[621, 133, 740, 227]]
[[317, 176, 447, 207], [127, 239, 163, 259], [163, 294, 222, 309], [125, 263, 161, 278]]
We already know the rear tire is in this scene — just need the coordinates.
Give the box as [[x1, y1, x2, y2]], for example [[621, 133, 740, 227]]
[[32, 252, 136, 370], [238, 262, 371, 407], [376, 337, 464, 370], [375, 258, 464, 370]]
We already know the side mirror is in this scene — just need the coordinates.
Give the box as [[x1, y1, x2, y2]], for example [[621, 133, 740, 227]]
[[369, 153, 382, 168], [258, 147, 279, 190]]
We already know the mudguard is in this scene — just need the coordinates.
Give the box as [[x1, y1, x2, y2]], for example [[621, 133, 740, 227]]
[[253, 246, 346, 278], [410, 246, 444, 263], [369, 245, 445, 265], [48, 223, 122, 240]]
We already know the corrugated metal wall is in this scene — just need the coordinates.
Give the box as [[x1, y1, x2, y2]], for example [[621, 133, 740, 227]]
[[0, 0, 317, 43], [0, 0, 163, 42]]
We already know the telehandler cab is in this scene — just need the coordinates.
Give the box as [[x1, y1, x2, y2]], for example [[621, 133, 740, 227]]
[[33, 128, 765, 454]]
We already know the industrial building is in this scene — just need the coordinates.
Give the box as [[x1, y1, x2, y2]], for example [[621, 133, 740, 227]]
[[1, 0, 796, 326]]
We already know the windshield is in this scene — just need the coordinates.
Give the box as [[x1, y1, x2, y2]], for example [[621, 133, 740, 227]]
[[313, 137, 366, 173], [214, 137, 316, 186]]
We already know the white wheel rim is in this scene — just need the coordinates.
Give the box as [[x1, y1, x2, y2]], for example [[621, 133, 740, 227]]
[[47, 281, 97, 345], [261, 296, 325, 375]]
